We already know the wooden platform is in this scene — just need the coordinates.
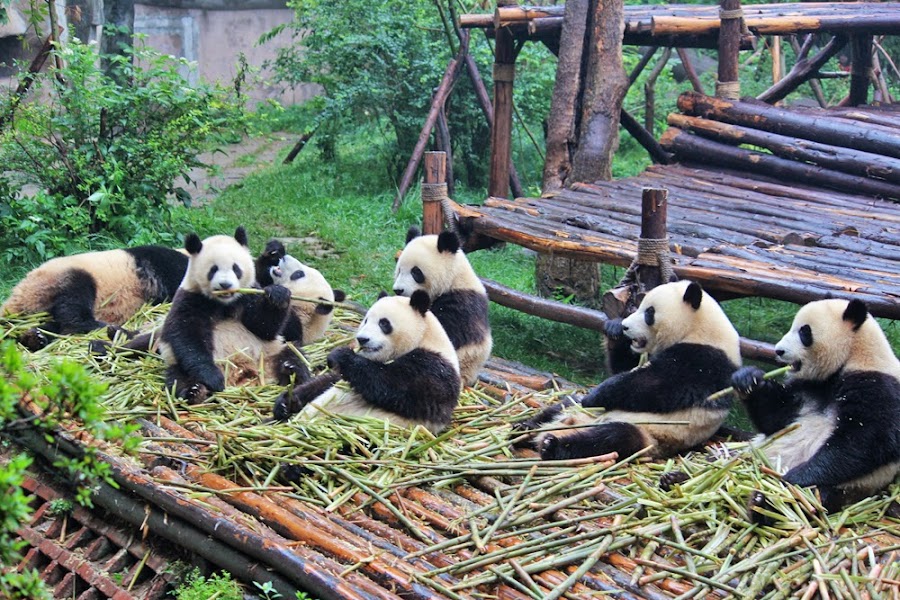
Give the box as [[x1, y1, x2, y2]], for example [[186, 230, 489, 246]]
[[451, 97, 900, 319]]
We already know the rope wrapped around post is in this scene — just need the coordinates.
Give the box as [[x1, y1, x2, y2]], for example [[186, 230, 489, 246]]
[[634, 236, 675, 284], [421, 151, 457, 234]]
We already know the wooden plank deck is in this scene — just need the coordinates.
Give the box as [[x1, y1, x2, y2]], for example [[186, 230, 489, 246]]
[[451, 100, 900, 319]]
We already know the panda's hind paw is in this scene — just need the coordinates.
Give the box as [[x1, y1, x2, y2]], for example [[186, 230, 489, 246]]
[[18, 328, 49, 352], [89, 340, 111, 356], [747, 490, 777, 526], [539, 435, 564, 460], [183, 383, 211, 405], [659, 470, 690, 491]]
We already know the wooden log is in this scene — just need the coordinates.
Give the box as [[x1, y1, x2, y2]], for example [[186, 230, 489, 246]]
[[666, 114, 900, 184], [435, 108, 454, 198], [571, 0, 629, 183], [628, 45, 659, 86], [489, 27, 516, 199], [0, 33, 54, 129], [643, 47, 672, 137], [619, 108, 673, 165], [849, 34, 873, 106], [652, 13, 900, 37], [393, 33, 468, 210], [482, 278, 608, 331], [757, 34, 846, 104], [422, 152, 446, 235], [676, 48, 706, 95], [463, 54, 524, 198], [542, 0, 590, 194], [283, 128, 317, 165], [716, 0, 742, 99], [677, 91, 900, 159], [660, 126, 900, 200]]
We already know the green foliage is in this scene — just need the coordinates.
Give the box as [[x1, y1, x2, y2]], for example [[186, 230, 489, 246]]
[[0, 36, 242, 263], [172, 568, 243, 600], [0, 340, 140, 598]]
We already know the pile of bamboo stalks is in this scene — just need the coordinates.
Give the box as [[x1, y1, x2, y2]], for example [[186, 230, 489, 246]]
[[5, 307, 900, 599]]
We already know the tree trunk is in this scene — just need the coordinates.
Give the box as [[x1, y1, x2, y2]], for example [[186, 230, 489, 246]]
[[570, 0, 629, 184]]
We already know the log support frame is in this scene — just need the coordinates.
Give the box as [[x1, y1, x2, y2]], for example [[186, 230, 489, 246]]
[[489, 26, 517, 199]]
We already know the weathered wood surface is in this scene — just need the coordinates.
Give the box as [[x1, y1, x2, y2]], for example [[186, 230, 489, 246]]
[[450, 98, 900, 319], [461, 2, 900, 44]]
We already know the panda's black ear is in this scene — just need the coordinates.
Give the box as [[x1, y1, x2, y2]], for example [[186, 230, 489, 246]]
[[377, 290, 389, 300], [437, 231, 460, 254], [264, 239, 285, 258], [409, 290, 431, 316], [333, 290, 346, 302], [683, 282, 703, 310], [234, 226, 249, 247], [185, 233, 203, 255], [406, 226, 421, 245], [842, 299, 868, 331]]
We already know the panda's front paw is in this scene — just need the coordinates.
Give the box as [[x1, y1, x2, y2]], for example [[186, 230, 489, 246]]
[[327, 347, 354, 372], [198, 367, 226, 394], [731, 366, 766, 397], [89, 340, 112, 356], [18, 328, 49, 352], [274, 390, 298, 421], [278, 358, 310, 386], [183, 383, 211, 405], [747, 490, 776, 526], [263, 284, 292, 308], [603, 318, 626, 340], [539, 435, 564, 460], [659, 470, 690, 491]]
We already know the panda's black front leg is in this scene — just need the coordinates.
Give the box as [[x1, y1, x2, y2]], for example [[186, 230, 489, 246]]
[[732, 366, 800, 435], [509, 399, 576, 449], [603, 318, 640, 375], [165, 364, 215, 404], [241, 284, 292, 340], [540, 421, 650, 461]]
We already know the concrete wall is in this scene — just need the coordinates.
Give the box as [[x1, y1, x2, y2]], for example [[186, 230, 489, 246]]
[[134, 3, 319, 106]]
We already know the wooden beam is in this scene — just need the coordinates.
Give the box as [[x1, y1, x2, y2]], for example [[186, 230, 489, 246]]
[[849, 34, 873, 106], [422, 152, 446, 235], [488, 27, 516, 198], [757, 35, 846, 104], [716, 0, 742, 99]]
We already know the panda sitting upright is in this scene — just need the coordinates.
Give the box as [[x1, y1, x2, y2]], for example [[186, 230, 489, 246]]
[[1, 245, 187, 351], [157, 227, 305, 402], [514, 281, 741, 461], [274, 291, 461, 434], [733, 298, 900, 516], [393, 227, 491, 386]]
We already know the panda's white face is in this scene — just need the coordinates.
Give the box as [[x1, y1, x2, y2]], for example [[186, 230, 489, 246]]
[[270, 255, 333, 302], [776, 300, 857, 380], [393, 235, 458, 298], [355, 295, 427, 363], [620, 280, 739, 362], [184, 234, 255, 304]]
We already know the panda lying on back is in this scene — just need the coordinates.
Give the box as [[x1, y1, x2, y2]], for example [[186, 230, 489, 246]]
[[733, 299, 900, 516], [514, 281, 741, 461], [274, 291, 461, 433], [157, 227, 306, 402], [1, 245, 187, 351], [394, 227, 491, 386]]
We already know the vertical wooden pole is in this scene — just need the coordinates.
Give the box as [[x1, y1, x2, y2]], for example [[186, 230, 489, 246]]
[[716, 0, 742, 99], [849, 35, 873, 106], [771, 36, 783, 86], [640, 188, 668, 242], [488, 25, 515, 199], [422, 152, 447, 236]]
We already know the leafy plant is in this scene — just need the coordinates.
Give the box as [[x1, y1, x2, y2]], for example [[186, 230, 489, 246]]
[[0, 340, 140, 598], [171, 568, 243, 600], [0, 35, 242, 263]]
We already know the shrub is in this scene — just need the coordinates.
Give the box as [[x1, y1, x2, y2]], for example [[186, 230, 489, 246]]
[[0, 36, 243, 263]]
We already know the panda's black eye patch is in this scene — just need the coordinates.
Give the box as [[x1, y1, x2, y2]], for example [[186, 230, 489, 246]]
[[799, 324, 813, 347], [644, 306, 656, 327], [291, 270, 305, 281], [233, 264, 243, 279], [207, 265, 219, 281], [412, 266, 425, 284], [379, 318, 393, 335]]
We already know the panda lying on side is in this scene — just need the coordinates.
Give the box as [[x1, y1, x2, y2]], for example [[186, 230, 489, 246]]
[[157, 227, 306, 402], [1, 245, 188, 351], [393, 227, 491, 386], [514, 281, 741, 461], [733, 298, 900, 517], [274, 291, 461, 434]]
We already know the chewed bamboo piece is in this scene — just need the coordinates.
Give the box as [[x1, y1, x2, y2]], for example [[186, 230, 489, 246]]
[[4, 305, 900, 599]]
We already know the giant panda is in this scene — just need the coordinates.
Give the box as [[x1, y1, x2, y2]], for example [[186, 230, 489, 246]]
[[393, 227, 491, 386], [732, 298, 900, 516], [273, 291, 461, 434], [157, 227, 306, 402], [513, 280, 741, 461], [1, 245, 188, 351], [269, 253, 345, 346]]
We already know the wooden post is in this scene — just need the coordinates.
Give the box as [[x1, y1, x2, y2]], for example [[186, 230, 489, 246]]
[[771, 36, 783, 87], [849, 34, 873, 106], [489, 26, 516, 199], [716, 0, 741, 99], [422, 152, 447, 235]]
